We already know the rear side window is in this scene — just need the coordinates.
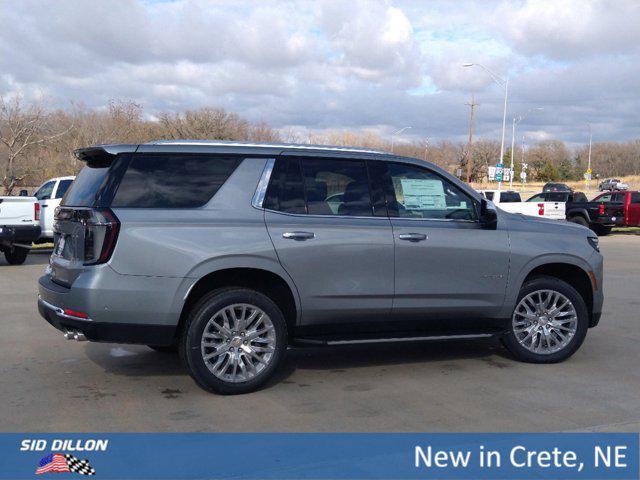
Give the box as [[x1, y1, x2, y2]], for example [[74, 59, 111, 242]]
[[545, 192, 567, 202], [500, 191, 521, 202], [111, 154, 240, 208], [631, 193, 640, 204], [263, 158, 306, 214], [301, 158, 372, 216], [62, 167, 110, 206], [572, 192, 588, 202], [54, 179, 73, 199], [527, 194, 545, 202]]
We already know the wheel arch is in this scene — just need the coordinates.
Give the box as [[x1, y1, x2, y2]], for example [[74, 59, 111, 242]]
[[175, 266, 300, 342], [514, 260, 594, 323]]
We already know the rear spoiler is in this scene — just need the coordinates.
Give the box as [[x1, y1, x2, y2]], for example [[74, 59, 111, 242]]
[[74, 144, 138, 166]]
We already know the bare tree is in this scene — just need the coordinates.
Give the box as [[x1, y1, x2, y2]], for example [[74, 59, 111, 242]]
[[0, 96, 72, 194]]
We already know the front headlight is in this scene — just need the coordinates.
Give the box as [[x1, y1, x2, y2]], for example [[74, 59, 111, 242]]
[[587, 236, 599, 252]]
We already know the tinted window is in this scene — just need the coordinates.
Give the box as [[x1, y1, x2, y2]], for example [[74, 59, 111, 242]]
[[111, 154, 239, 208], [264, 158, 306, 214], [483, 192, 495, 201], [572, 192, 588, 202], [386, 163, 477, 220], [631, 193, 640, 204], [35, 181, 55, 200], [500, 191, 521, 202], [54, 179, 73, 199], [545, 192, 567, 202], [301, 158, 373, 216], [527, 194, 545, 202], [597, 193, 612, 202], [611, 193, 625, 202], [62, 167, 110, 206]]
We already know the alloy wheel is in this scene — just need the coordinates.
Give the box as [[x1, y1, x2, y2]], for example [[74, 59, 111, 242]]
[[512, 289, 578, 355], [200, 303, 276, 383]]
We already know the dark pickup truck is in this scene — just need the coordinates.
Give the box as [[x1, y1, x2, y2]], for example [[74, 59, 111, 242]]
[[527, 191, 624, 235]]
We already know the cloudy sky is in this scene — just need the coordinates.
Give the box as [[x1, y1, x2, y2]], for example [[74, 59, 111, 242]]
[[1, 0, 639, 145]]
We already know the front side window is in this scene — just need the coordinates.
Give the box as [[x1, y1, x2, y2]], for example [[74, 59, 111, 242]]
[[597, 193, 612, 202], [35, 181, 55, 200], [111, 154, 240, 208], [386, 163, 477, 221]]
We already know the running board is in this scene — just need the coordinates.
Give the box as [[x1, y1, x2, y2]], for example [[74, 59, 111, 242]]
[[292, 333, 495, 347]]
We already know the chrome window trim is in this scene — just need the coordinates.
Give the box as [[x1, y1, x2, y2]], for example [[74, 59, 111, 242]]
[[262, 207, 478, 223], [251, 158, 276, 209]]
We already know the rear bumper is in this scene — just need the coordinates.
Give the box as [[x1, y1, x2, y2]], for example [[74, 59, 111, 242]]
[[38, 274, 178, 345], [0, 224, 41, 245]]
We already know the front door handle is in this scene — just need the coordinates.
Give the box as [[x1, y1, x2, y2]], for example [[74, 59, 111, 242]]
[[398, 233, 427, 242], [282, 231, 315, 241]]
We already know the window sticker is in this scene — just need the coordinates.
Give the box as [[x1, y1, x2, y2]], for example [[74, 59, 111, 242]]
[[400, 178, 446, 210]]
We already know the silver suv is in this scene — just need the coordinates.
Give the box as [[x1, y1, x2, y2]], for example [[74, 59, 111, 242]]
[[38, 141, 603, 394]]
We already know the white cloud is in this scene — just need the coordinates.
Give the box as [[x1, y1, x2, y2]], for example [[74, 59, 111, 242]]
[[0, 0, 639, 144]]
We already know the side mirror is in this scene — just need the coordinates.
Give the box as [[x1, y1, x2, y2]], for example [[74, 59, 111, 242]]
[[19, 189, 29, 197], [480, 198, 498, 230]]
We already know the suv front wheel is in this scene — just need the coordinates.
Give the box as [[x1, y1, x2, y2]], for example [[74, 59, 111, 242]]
[[180, 288, 287, 395], [502, 276, 588, 363]]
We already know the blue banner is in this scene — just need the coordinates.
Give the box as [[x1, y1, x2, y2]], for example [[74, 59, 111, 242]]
[[2, 433, 638, 479]]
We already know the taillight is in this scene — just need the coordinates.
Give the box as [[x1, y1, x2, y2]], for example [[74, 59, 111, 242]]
[[538, 203, 544, 216], [83, 209, 120, 265], [34, 203, 40, 221], [599, 204, 605, 215]]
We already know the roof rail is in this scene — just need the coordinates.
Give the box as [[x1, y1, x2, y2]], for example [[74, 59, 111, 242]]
[[144, 139, 389, 155]]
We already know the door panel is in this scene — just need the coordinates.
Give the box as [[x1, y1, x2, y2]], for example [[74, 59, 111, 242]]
[[266, 212, 394, 324], [384, 161, 510, 320], [392, 219, 509, 318], [34, 180, 56, 238]]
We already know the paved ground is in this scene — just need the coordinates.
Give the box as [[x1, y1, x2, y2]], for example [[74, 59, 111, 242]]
[[1, 233, 639, 432]]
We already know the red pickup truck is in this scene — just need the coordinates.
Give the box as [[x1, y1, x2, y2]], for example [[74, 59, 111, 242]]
[[592, 190, 640, 227]]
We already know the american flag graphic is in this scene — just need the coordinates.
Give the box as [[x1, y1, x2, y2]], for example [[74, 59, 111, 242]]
[[35, 453, 96, 475]]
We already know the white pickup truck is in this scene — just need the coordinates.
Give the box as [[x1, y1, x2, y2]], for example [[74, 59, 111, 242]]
[[479, 189, 566, 220], [0, 195, 41, 264], [32, 176, 75, 239]]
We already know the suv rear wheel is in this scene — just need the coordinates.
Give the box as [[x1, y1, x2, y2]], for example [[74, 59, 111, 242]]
[[180, 288, 287, 395], [4, 246, 29, 265], [502, 276, 588, 363]]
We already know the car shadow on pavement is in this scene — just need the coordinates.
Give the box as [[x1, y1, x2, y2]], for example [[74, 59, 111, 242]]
[[84, 343, 186, 377], [83, 337, 513, 390]]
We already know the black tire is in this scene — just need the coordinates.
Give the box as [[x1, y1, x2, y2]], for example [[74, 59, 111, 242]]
[[148, 345, 178, 353], [4, 246, 29, 265], [502, 275, 589, 364], [593, 225, 612, 236], [179, 288, 287, 395], [568, 216, 589, 229]]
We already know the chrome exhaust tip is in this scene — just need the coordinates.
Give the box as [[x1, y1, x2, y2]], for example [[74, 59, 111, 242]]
[[63, 330, 75, 340], [73, 332, 87, 342]]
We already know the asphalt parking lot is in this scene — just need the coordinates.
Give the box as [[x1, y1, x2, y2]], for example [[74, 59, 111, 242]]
[[1, 234, 639, 432]]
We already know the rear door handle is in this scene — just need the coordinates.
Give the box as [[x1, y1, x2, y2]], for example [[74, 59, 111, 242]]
[[398, 233, 427, 242], [282, 231, 315, 241]]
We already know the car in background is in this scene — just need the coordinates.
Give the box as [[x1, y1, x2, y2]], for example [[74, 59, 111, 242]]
[[526, 190, 623, 235], [33, 176, 75, 240], [591, 190, 640, 228], [598, 178, 629, 192], [0, 194, 41, 264], [480, 189, 565, 220], [543, 182, 572, 192]]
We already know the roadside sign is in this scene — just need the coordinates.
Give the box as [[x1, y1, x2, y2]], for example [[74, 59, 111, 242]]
[[488, 166, 496, 181], [495, 163, 503, 182], [586, 168, 592, 174]]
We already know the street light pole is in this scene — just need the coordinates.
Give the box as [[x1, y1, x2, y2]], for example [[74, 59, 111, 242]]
[[587, 125, 593, 192], [391, 126, 411, 153], [509, 108, 543, 189], [463, 63, 509, 191]]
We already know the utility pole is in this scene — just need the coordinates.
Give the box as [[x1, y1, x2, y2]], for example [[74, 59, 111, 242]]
[[465, 93, 478, 183]]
